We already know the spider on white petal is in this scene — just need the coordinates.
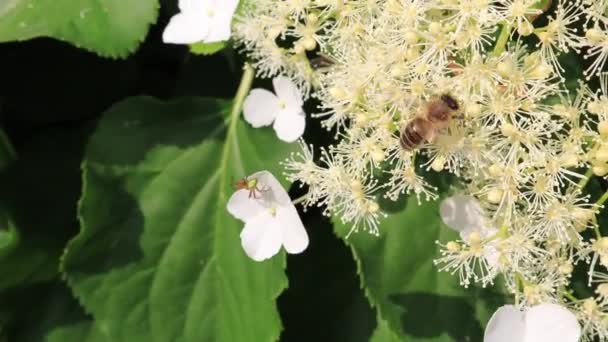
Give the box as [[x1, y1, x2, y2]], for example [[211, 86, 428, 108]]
[[227, 170, 309, 262]]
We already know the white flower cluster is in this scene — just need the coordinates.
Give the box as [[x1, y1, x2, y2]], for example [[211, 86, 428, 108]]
[[233, 0, 608, 339]]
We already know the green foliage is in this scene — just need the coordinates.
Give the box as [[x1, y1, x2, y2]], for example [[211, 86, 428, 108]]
[[0, 127, 86, 292], [0, 0, 159, 58], [336, 196, 506, 341], [190, 42, 227, 56], [62, 97, 297, 342], [370, 319, 402, 342], [11, 283, 109, 342]]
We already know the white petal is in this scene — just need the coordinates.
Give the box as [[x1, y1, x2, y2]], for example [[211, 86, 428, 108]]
[[273, 110, 305, 143], [243, 89, 280, 128], [440, 194, 487, 233], [203, 0, 239, 42], [208, 0, 239, 13], [240, 211, 283, 262], [204, 11, 234, 43], [162, 12, 209, 44], [523, 304, 581, 342], [227, 189, 267, 222], [178, 0, 199, 12], [484, 305, 526, 342], [277, 205, 309, 254], [273, 76, 304, 108], [249, 171, 292, 206]]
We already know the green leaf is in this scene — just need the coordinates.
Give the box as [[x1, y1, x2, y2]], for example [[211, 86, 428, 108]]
[[336, 196, 506, 341], [62, 96, 298, 342], [9, 283, 109, 342], [370, 319, 402, 342], [190, 41, 227, 56], [0, 0, 159, 58], [0, 127, 87, 292]]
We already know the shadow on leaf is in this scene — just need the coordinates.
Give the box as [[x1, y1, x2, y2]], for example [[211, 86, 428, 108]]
[[389, 292, 483, 342], [64, 171, 145, 274]]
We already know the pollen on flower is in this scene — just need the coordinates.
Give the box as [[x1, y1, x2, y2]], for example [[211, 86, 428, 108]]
[[234, 1, 608, 337]]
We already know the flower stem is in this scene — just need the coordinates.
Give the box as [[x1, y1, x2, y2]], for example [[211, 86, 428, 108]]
[[514, 272, 526, 306], [562, 291, 578, 302], [491, 23, 512, 57], [597, 190, 608, 207], [594, 224, 602, 239], [230, 63, 255, 123], [218, 63, 255, 197], [577, 168, 594, 190]]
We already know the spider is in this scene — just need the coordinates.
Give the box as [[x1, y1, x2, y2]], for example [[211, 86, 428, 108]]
[[234, 176, 269, 199]]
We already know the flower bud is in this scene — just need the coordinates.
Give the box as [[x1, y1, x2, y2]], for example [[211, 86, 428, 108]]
[[586, 28, 605, 44], [596, 146, 608, 163], [307, 13, 319, 24], [329, 87, 347, 99], [486, 189, 503, 204], [431, 156, 446, 172], [558, 263, 573, 275], [583, 298, 598, 315], [404, 31, 418, 44], [303, 37, 317, 51], [588, 101, 602, 115], [428, 22, 442, 35], [405, 47, 420, 60], [367, 201, 380, 214], [593, 164, 608, 177], [371, 148, 385, 163], [488, 164, 502, 177], [496, 62, 512, 78], [446, 241, 461, 252], [501, 123, 518, 138], [599, 121, 608, 137], [466, 102, 482, 117], [573, 208, 594, 232], [517, 20, 534, 36], [597, 283, 608, 298], [561, 154, 578, 168]]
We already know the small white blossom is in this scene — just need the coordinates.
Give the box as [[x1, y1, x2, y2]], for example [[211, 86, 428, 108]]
[[484, 304, 581, 342], [243, 76, 306, 143], [163, 0, 239, 44], [227, 171, 309, 262], [440, 195, 488, 235]]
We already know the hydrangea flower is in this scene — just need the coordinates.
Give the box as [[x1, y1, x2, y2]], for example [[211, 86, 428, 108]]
[[243, 76, 306, 143], [233, 1, 608, 338], [484, 303, 581, 342], [227, 171, 309, 261], [162, 0, 239, 44]]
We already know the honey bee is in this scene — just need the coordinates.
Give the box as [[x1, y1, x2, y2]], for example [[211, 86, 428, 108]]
[[400, 94, 459, 151]]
